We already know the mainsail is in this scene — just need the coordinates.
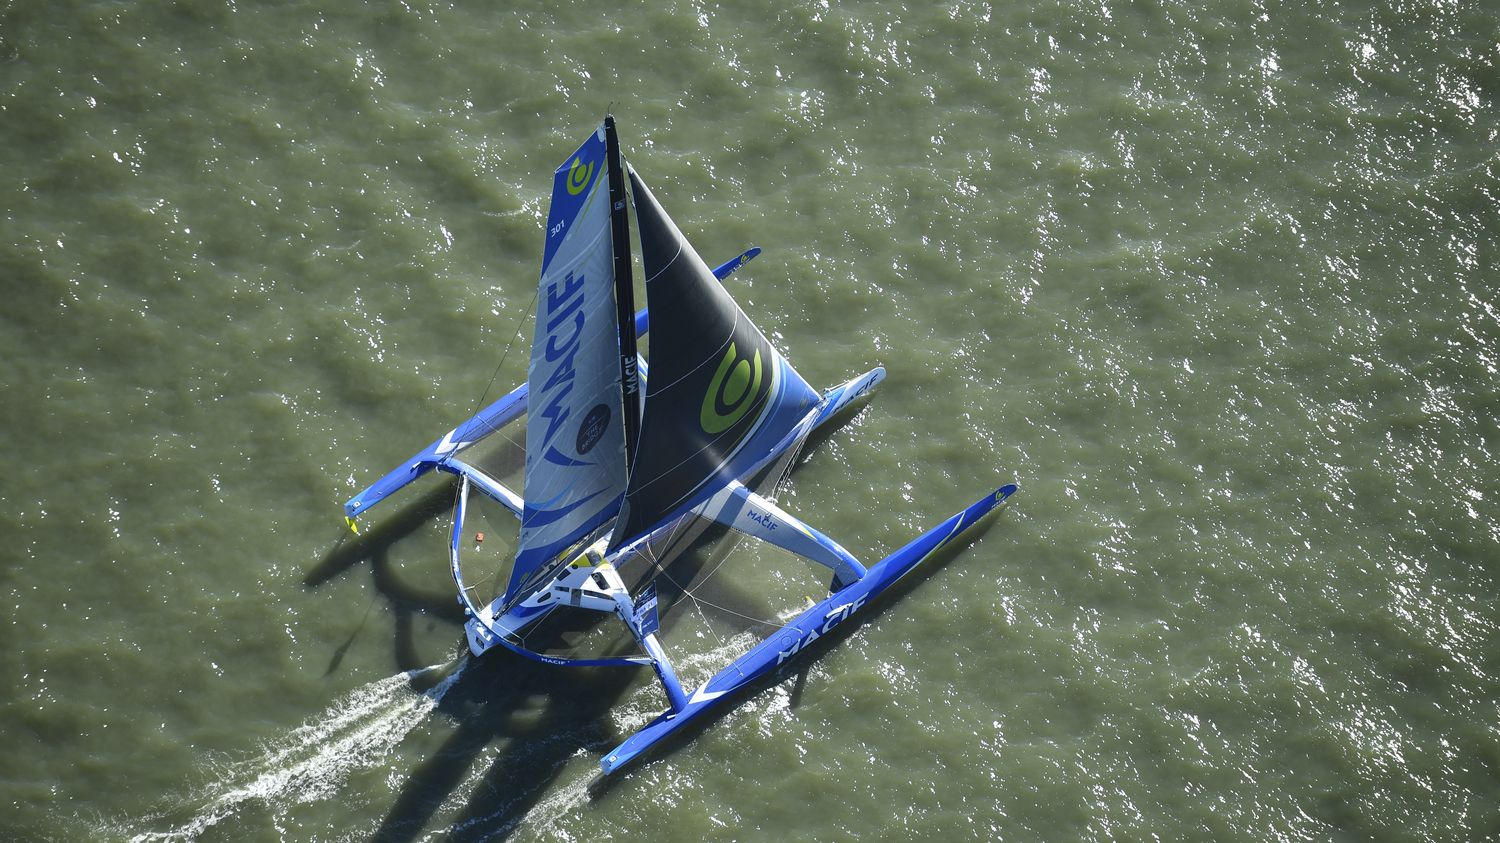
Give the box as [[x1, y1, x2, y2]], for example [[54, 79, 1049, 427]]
[[508, 126, 629, 604], [609, 169, 819, 548]]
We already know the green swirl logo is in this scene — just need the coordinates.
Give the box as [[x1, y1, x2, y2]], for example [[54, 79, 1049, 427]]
[[701, 342, 762, 434], [566, 157, 594, 195]]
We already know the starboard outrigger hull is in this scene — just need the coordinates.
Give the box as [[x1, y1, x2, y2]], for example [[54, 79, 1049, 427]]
[[600, 483, 1018, 775], [340, 117, 1020, 777]]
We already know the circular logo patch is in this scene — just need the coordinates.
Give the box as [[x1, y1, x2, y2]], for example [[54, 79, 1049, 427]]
[[576, 403, 611, 455]]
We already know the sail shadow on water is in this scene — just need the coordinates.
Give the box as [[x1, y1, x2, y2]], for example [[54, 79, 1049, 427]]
[[306, 481, 464, 682], [308, 427, 530, 676], [368, 650, 635, 843], [300, 471, 624, 841], [377, 487, 871, 840]]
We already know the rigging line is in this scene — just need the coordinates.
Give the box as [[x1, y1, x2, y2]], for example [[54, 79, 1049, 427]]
[[633, 515, 687, 584], [680, 534, 741, 595], [653, 547, 783, 633], [514, 601, 564, 653], [631, 513, 783, 630], [685, 589, 730, 653], [469, 280, 541, 429], [669, 542, 782, 630], [756, 435, 807, 511], [672, 533, 744, 651], [679, 587, 784, 633]]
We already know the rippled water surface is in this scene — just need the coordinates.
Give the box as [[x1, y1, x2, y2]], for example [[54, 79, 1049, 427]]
[[3, 1, 1497, 840]]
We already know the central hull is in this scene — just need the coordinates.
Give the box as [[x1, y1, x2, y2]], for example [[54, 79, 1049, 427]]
[[462, 368, 888, 665]]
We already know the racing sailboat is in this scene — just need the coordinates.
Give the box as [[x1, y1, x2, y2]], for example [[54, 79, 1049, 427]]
[[342, 117, 1017, 774]]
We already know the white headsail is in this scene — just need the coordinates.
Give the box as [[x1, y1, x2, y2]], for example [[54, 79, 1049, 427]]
[[508, 125, 629, 604]]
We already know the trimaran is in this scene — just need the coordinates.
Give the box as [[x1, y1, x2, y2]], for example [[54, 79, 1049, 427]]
[[342, 117, 1017, 774]]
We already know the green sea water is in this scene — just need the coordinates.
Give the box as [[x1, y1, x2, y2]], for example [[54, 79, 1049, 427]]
[[2, 0, 1497, 840]]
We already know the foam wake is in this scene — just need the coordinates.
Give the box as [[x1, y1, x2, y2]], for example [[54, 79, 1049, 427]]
[[125, 660, 465, 841]]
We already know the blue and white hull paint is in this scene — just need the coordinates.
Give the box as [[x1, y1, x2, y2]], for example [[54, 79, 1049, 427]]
[[600, 483, 1019, 775]]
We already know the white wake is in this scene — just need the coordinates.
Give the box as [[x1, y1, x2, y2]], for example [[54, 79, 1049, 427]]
[[125, 660, 465, 842]]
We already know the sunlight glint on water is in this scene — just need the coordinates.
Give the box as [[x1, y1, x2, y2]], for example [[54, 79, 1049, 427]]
[[1, 0, 1496, 840]]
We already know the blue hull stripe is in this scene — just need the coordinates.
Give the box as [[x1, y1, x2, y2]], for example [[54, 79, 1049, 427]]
[[599, 483, 1018, 774]]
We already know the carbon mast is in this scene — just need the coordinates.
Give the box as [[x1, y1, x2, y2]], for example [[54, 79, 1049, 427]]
[[604, 115, 641, 467]]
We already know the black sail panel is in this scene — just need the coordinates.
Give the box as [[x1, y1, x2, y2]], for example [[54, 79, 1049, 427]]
[[610, 169, 817, 548]]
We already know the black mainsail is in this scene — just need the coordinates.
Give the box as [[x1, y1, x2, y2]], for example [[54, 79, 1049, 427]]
[[610, 168, 819, 548]]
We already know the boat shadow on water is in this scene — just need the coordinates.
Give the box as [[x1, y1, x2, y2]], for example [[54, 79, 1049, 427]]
[[372, 649, 637, 842], [297, 389, 986, 839], [301, 469, 798, 840], [300, 475, 616, 841]]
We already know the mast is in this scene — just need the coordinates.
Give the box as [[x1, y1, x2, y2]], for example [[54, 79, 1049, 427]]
[[604, 115, 641, 469]]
